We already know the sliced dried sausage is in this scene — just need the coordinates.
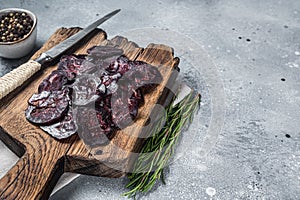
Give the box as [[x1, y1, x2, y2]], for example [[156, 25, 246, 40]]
[[25, 89, 70, 124], [40, 106, 77, 139]]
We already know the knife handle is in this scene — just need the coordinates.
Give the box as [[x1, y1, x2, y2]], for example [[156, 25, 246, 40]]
[[0, 60, 41, 100]]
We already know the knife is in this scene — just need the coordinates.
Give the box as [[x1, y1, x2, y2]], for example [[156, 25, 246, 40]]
[[0, 9, 120, 100]]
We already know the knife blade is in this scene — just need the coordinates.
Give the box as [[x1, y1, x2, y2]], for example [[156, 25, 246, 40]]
[[0, 9, 120, 100]]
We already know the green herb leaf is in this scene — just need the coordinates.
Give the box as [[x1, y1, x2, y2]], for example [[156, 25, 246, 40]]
[[123, 91, 201, 198]]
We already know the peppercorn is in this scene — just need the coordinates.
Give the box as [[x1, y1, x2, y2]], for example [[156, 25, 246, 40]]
[[0, 11, 34, 43]]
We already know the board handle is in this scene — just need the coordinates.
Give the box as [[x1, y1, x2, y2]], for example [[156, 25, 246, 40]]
[[0, 60, 41, 100], [0, 151, 64, 200]]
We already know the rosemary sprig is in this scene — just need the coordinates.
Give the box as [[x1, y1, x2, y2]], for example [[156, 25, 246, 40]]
[[123, 91, 201, 198]]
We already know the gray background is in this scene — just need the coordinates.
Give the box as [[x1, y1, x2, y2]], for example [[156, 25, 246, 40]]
[[1, 0, 300, 199]]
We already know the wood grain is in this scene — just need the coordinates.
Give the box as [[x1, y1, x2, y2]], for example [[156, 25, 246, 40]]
[[0, 28, 179, 199]]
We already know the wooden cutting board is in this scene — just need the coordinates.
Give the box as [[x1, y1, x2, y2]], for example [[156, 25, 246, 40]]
[[0, 28, 179, 200]]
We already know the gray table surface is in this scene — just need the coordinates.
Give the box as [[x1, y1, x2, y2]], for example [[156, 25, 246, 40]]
[[1, 0, 300, 199]]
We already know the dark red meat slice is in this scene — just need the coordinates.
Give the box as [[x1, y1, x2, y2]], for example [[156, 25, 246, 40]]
[[71, 74, 101, 106], [25, 89, 70, 124], [122, 62, 163, 89], [110, 88, 135, 128], [87, 46, 123, 65], [74, 107, 110, 146], [58, 55, 96, 81], [106, 56, 162, 93], [40, 106, 77, 139], [110, 82, 144, 128], [57, 55, 83, 80], [38, 70, 68, 93]]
